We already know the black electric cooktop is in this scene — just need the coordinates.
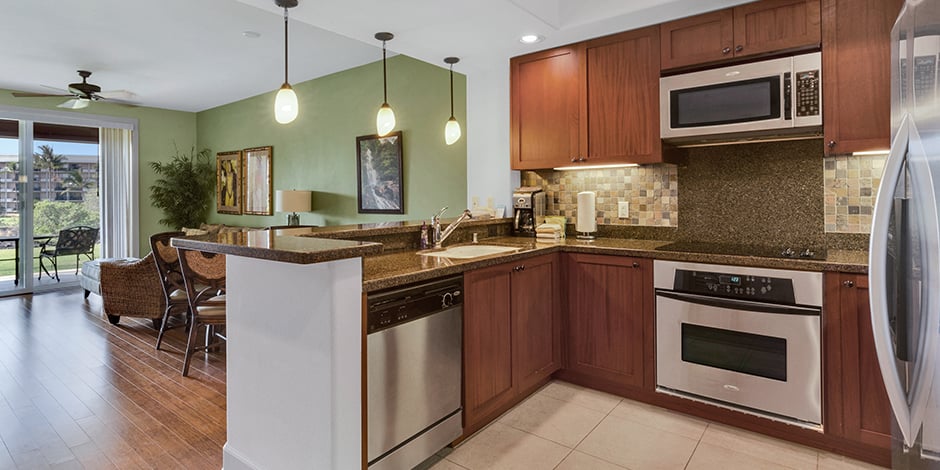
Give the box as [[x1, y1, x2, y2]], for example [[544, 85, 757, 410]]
[[655, 241, 828, 261]]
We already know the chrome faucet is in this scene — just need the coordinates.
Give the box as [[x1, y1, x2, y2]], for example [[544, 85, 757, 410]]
[[432, 207, 472, 249]]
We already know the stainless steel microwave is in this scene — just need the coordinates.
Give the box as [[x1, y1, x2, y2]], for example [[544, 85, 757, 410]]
[[660, 52, 822, 144]]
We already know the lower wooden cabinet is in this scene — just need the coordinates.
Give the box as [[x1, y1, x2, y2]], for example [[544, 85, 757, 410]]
[[463, 254, 561, 434], [824, 272, 891, 450], [561, 254, 653, 393]]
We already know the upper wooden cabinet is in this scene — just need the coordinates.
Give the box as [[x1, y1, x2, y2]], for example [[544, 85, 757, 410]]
[[510, 47, 580, 170], [510, 26, 662, 170], [581, 27, 662, 166], [822, 0, 902, 155], [661, 0, 821, 70]]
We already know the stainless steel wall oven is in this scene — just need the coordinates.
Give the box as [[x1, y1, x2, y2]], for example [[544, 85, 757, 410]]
[[654, 260, 823, 427]]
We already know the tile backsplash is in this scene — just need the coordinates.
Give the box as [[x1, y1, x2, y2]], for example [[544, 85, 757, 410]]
[[521, 165, 679, 227], [824, 153, 886, 233]]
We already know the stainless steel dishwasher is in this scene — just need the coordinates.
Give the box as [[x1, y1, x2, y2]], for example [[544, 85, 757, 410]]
[[367, 276, 463, 470]]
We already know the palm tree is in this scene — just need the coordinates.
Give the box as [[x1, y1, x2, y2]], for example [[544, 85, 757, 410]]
[[61, 170, 94, 200], [33, 145, 65, 200]]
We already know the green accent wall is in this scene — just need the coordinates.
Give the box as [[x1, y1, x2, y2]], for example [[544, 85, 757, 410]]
[[196, 54, 468, 228], [0, 89, 197, 255]]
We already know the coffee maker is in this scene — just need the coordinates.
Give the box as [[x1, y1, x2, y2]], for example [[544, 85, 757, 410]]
[[512, 187, 546, 236]]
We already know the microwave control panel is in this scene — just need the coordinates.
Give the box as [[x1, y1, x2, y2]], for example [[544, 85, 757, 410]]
[[795, 70, 820, 117]]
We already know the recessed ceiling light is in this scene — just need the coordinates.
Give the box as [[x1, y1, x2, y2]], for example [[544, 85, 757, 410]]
[[519, 34, 543, 44], [242, 30, 261, 39]]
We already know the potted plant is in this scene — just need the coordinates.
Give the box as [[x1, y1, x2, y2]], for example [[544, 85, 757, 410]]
[[149, 147, 215, 229]]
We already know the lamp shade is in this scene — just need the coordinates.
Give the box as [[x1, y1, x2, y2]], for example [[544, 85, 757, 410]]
[[275, 190, 312, 213]]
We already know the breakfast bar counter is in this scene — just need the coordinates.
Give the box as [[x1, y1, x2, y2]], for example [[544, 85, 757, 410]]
[[172, 228, 381, 470]]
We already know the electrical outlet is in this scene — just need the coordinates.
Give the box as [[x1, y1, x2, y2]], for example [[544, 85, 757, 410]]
[[472, 196, 480, 209], [618, 201, 630, 218], [486, 197, 494, 209]]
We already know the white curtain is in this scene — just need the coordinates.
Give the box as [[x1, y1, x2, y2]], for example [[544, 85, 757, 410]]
[[100, 128, 137, 258]]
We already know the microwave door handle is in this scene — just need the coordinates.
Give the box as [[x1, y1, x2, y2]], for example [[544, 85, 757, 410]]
[[784, 72, 792, 121]]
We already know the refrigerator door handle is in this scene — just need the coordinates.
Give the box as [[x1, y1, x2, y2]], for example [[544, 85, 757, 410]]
[[871, 116, 916, 447], [870, 116, 940, 449]]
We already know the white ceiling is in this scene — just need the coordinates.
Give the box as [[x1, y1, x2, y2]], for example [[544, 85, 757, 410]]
[[0, 0, 752, 113]]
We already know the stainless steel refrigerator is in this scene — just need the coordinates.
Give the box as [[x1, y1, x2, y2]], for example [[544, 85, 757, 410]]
[[871, 1, 940, 468]]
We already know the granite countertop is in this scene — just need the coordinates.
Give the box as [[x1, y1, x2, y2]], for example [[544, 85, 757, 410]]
[[171, 228, 383, 264], [362, 236, 869, 292]]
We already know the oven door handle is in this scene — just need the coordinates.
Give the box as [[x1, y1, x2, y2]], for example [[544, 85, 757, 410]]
[[655, 290, 820, 316]]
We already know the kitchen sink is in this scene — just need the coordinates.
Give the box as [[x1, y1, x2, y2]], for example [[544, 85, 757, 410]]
[[420, 244, 520, 259]]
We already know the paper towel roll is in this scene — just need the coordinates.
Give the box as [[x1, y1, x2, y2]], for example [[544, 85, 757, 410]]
[[576, 191, 597, 234]]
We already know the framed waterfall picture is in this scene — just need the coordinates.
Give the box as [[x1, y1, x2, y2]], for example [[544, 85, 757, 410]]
[[356, 131, 403, 214], [242, 146, 273, 215], [216, 150, 242, 214]]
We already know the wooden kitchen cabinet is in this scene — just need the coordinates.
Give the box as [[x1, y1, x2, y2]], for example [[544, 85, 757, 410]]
[[561, 254, 653, 393], [822, 0, 902, 155], [463, 254, 561, 435], [661, 0, 821, 70], [510, 47, 580, 170], [581, 27, 662, 165], [510, 26, 662, 169], [823, 272, 891, 451]]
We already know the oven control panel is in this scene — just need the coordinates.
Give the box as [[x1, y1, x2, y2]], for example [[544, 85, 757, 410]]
[[673, 269, 796, 304]]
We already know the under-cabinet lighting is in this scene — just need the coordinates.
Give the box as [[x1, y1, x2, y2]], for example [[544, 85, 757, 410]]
[[852, 150, 890, 156], [552, 163, 640, 171]]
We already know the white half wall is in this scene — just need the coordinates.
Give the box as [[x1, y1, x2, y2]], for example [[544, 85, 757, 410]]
[[466, 65, 520, 214]]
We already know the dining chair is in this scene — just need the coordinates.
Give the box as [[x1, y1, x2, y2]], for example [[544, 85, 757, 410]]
[[176, 247, 227, 377], [150, 231, 190, 351]]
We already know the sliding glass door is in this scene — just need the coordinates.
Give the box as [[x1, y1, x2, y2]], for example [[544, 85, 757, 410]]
[[0, 118, 101, 295]]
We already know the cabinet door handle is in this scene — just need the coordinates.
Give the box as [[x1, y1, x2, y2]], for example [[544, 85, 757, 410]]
[[828, 140, 837, 149], [571, 157, 578, 163], [632, 262, 640, 268], [721, 47, 731, 54], [520, 265, 526, 271], [735, 45, 743, 53], [843, 280, 855, 288]]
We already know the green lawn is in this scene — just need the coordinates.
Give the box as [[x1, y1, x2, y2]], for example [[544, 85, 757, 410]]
[[0, 243, 101, 278]]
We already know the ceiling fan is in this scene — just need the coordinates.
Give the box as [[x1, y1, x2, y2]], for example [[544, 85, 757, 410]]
[[11, 70, 138, 109]]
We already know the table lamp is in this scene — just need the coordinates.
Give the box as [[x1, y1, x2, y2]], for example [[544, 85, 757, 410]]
[[275, 190, 312, 226]]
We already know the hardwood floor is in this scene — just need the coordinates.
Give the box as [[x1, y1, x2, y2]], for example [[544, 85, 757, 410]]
[[0, 288, 226, 469]]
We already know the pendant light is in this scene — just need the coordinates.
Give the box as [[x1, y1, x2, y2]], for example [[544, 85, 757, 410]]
[[443, 57, 462, 145], [274, 0, 299, 124], [375, 32, 396, 136]]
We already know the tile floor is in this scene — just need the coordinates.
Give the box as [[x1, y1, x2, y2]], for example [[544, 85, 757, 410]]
[[424, 381, 885, 470]]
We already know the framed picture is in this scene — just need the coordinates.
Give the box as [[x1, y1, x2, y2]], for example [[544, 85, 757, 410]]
[[356, 131, 403, 214], [216, 151, 242, 214], [242, 146, 273, 215]]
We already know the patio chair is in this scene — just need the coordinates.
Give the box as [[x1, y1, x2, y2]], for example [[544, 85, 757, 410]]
[[38, 225, 99, 281]]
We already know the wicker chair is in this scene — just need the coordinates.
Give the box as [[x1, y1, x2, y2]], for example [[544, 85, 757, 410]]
[[99, 254, 165, 329], [177, 248, 226, 377], [150, 231, 190, 351]]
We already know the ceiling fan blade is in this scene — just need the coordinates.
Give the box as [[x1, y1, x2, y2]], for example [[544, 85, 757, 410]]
[[96, 90, 137, 100], [58, 98, 90, 109], [99, 97, 139, 107], [40, 84, 72, 94], [12, 92, 72, 98]]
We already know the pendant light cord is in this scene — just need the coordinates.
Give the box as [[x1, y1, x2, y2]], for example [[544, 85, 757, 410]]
[[382, 41, 388, 103], [283, 7, 289, 85], [449, 64, 455, 119]]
